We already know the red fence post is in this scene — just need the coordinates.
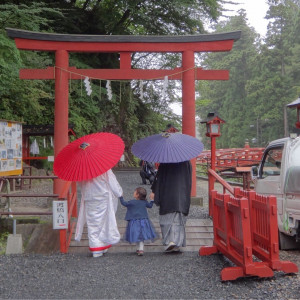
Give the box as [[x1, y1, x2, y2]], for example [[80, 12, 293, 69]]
[[58, 181, 78, 254], [60, 229, 67, 253], [200, 167, 298, 280], [199, 190, 218, 256], [71, 182, 78, 217], [200, 190, 274, 281], [249, 192, 298, 274]]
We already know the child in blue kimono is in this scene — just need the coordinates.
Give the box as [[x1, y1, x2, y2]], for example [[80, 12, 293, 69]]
[[119, 187, 157, 256]]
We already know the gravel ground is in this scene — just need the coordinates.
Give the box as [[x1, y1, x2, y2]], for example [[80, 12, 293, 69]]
[[0, 252, 299, 299], [1, 170, 300, 299]]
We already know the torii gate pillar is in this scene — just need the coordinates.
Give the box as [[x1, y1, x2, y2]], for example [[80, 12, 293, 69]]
[[182, 50, 197, 195], [54, 50, 69, 193]]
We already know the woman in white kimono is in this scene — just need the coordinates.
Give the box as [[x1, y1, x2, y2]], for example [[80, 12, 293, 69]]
[[75, 169, 123, 257]]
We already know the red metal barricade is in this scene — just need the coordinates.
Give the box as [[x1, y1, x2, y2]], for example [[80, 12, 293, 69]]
[[201, 169, 298, 281], [200, 190, 274, 281], [236, 189, 298, 274]]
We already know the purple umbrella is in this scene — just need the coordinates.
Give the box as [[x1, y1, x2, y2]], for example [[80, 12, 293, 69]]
[[131, 132, 204, 163]]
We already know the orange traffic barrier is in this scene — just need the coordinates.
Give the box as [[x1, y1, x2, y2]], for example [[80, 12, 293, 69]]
[[200, 190, 274, 281], [236, 189, 298, 274]]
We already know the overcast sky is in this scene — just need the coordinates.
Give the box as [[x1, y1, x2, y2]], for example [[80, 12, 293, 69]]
[[222, 0, 269, 37]]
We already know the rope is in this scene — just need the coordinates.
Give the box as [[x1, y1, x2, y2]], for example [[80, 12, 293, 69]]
[[54, 65, 198, 82]]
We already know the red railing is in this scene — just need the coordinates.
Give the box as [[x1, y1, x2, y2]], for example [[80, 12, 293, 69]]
[[207, 168, 234, 216], [200, 190, 274, 280], [58, 181, 78, 253], [197, 147, 264, 171], [236, 189, 298, 274], [200, 169, 298, 281]]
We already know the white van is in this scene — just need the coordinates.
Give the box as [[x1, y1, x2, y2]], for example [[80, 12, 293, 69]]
[[251, 136, 300, 249]]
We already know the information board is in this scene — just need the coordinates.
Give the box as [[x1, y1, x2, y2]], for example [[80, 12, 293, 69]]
[[0, 120, 23, 176]]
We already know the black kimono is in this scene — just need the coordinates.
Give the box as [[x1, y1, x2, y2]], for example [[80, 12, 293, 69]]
[[151, 161, 192, 249], [151, 161, 192, 215]]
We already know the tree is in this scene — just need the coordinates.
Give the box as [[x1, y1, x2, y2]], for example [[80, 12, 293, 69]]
[[1, 0, 229, 164], [0, 3, 63, 123], [196, 10, 260, 148], [197, 1, 300, 149]]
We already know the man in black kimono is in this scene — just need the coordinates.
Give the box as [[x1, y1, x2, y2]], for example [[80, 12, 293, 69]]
[[150, 161, 192, 252]]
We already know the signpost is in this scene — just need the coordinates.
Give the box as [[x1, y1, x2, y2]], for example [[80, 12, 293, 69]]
[[53, 200, 68, 229]]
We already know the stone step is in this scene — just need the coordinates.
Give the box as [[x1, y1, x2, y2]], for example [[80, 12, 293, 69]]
[[70, 237, 212, 247], [68, 244, 209, 254], [77, 219, 213, 230], [75, 231, 213, 240], [116, 219, 213, 227], [68, 218, 214, 253], [75, 225, 213, 234]]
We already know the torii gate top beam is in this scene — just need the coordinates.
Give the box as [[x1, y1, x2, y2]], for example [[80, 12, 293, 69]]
[[6, 28, 241, 53]]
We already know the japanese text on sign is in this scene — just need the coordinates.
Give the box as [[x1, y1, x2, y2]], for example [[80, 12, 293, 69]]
[[53, 201, 68, 229]]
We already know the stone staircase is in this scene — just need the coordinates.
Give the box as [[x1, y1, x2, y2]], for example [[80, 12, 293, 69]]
[[68, 218, 213, 254]]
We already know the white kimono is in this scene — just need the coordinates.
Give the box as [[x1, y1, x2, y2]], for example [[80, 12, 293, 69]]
[[75, 169, 123, 251]]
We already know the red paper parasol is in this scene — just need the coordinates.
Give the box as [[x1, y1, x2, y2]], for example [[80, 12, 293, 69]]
[[53, 132, 124, 181]]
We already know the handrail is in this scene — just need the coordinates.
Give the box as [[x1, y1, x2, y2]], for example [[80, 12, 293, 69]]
[[0, 193, 59, 197], [2, 176, 58, 179], [208, 168, 235, 195], [67, 191, 77, 220], [58, 181, 72, 200], [0, 212, 52, 215]]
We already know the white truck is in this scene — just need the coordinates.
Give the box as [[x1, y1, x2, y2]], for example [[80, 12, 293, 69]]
[[251, 135, 300, 249]]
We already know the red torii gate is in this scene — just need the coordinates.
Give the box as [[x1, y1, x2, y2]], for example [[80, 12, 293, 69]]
[[6, 28, 241, 197]]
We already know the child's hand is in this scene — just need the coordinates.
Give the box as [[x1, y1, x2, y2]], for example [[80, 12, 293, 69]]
[[149, 192, 155, 200]]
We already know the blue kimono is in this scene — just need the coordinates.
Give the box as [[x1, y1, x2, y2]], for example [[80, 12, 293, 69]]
[[119, 197, 157, 243]]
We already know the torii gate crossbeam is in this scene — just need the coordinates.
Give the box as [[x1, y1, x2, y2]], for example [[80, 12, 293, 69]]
[[6, 28, 241, 197]]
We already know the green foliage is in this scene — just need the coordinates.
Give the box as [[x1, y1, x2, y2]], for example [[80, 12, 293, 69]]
[[197, 3, 300, 149], [0, 3, 60, 124], [0, 231, 9, 255], [0, 0, 237, 164]]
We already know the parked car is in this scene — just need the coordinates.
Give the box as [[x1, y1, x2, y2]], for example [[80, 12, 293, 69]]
[[251, 135, 300, 249]]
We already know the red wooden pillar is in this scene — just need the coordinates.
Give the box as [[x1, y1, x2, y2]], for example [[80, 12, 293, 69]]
[[182, 50, 196, 197], [54, 50, 69, 195]]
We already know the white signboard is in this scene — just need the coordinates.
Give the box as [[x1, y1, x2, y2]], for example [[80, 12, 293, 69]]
[[53, 200, 68, 229]]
